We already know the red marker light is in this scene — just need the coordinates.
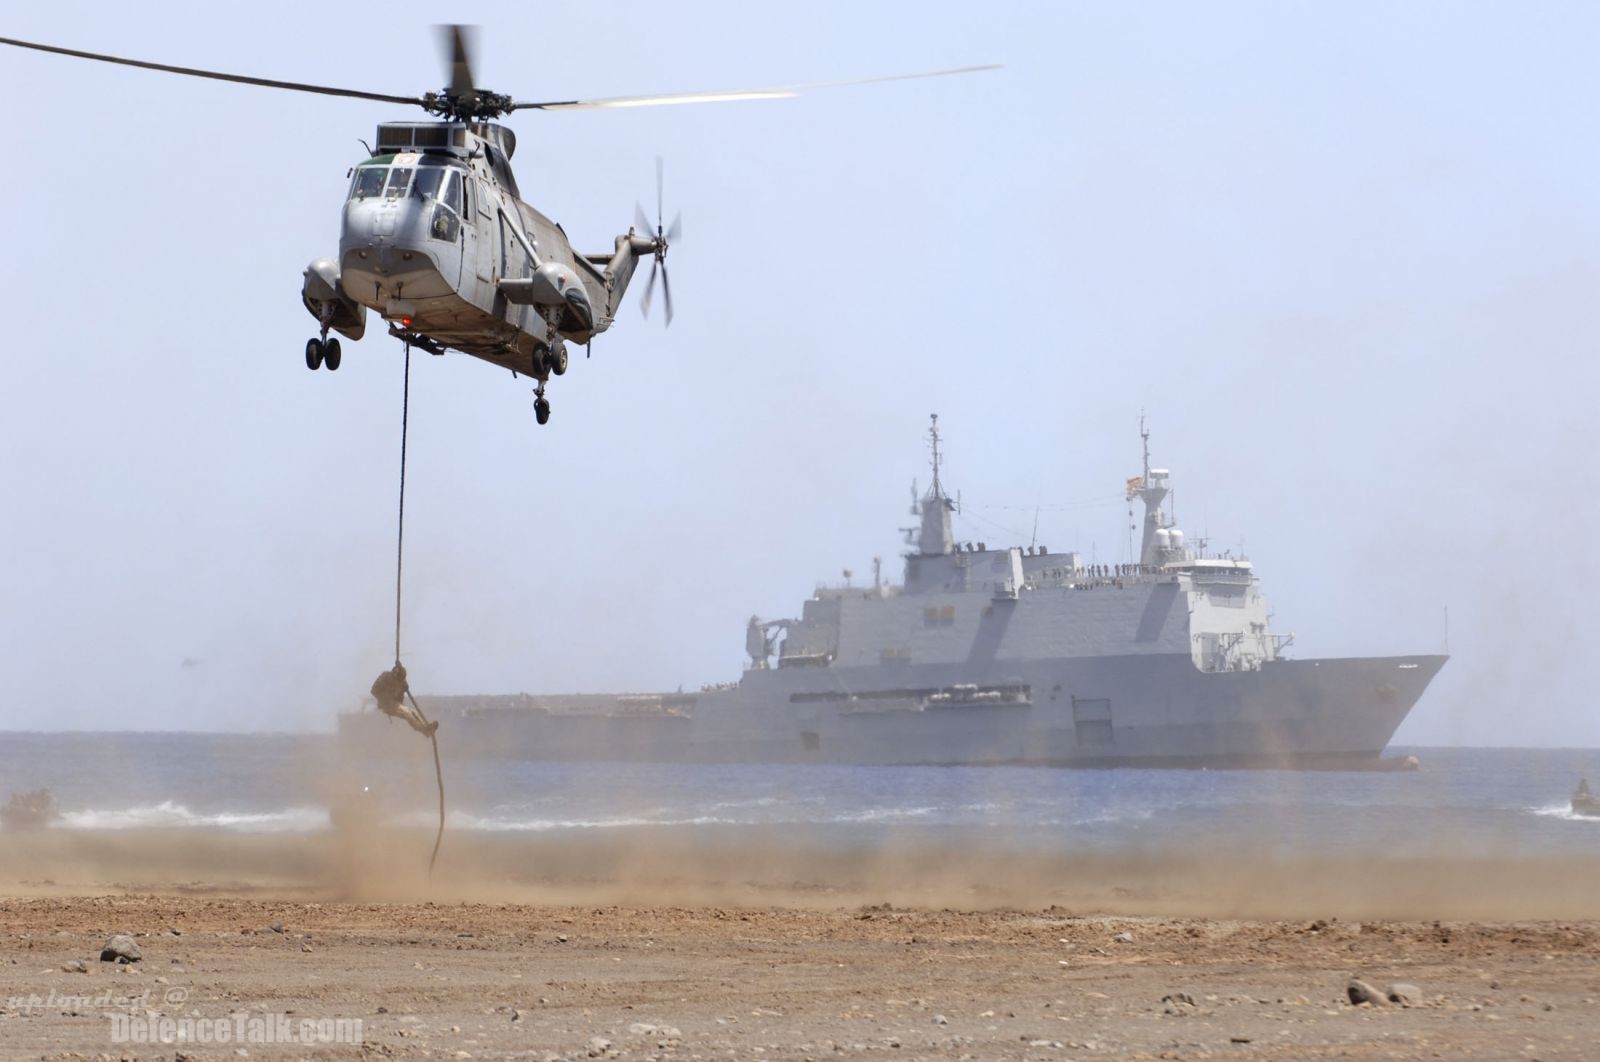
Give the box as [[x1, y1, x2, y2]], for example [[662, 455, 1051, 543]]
[[401, 315, 413, 328]]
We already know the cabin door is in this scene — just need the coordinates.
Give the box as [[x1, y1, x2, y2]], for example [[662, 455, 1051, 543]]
[[467, 178, 495, 296]]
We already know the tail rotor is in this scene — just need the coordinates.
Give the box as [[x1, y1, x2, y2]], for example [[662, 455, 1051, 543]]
[[637, 156, 681, 326]]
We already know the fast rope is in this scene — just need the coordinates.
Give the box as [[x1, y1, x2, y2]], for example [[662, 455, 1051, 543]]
[[393, 339, 447, 876]]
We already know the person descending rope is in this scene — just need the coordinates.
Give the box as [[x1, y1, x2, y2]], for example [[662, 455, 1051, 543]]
[[362, 340, 447, 874], [370, 662, 438, 737]]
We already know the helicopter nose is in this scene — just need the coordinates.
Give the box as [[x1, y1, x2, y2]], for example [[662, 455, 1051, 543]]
[[342, 200, 426, 268], [342, 197, 396, 246], [339, 199, 455, 310]]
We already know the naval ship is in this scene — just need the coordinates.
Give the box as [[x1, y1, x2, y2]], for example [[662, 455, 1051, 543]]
[[342, 418, 1445, 768]]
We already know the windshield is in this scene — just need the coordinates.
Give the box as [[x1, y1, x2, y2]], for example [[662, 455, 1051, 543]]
[[349, 160, 465, 204], [412, 167, 444, 200], [384, 168, 413, 199], [350, 167, 386, 200]]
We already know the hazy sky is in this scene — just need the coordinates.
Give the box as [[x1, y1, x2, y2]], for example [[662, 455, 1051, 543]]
[[2, 2, 1596, 746]]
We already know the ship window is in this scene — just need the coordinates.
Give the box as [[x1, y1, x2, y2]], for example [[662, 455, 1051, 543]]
[[350, 167, 387, 200], [940, 606, 956, 626], [384, 168, 413, 198]]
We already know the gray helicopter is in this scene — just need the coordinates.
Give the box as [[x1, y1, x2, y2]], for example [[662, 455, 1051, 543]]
[[2, 29, 996, 424]]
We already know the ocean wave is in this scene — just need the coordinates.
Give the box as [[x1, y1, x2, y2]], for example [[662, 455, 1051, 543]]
[[833, 805, 941, 823], [400, 811, 749, 832], [50, 799, 1155, 835], [389, 805, 953, 831], [57, 801, 329, 833], [1074, 806, 1157, 825], [1530, 802, 1600, 822]]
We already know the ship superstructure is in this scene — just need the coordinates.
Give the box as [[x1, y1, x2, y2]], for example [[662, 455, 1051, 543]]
[[343, 417, 1444, 767]]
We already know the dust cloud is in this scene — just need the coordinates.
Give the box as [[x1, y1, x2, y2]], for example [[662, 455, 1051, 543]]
[[4, 824, 1599, 923]]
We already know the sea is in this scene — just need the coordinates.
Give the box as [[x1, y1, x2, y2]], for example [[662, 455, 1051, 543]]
[[1, 734, 1597, 857]]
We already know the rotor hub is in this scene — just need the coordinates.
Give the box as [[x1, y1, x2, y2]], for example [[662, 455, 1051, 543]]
[[420, 88, 515, 122]]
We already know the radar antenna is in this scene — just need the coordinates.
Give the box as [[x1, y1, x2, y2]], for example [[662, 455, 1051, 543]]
[[928, 413, 944, 499]]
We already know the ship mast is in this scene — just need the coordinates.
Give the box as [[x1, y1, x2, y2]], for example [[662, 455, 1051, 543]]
[[1130, 415, 1173, 567], [917, 414, 956, 555]]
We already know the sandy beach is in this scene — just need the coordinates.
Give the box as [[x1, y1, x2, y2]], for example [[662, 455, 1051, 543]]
[[3, 828, 1600, 1059]]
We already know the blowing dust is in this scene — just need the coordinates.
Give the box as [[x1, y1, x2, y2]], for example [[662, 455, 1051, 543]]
[[5, 823, 1600, 922]]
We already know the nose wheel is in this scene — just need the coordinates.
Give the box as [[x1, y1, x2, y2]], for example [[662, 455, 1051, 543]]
[[305, 336, 341, 371], [533, 384, 551, 425]]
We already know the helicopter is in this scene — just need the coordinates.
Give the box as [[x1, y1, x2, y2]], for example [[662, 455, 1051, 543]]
[[1, 29, 996, 425]]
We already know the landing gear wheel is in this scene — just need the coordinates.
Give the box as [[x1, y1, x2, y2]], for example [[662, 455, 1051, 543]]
[[305, 338, 324, 371], [550, 346, 568, 376], [534, 397, 551, 425], [323, 338, 342, 371]]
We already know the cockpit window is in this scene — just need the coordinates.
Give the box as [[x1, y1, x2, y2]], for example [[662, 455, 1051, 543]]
[[384, 168, 413, 198], [350, 167, 386, 200], [441, 171, 462, 214], [412, 167, 444, 200]]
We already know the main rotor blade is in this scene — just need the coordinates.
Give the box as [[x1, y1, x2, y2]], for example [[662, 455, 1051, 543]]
[[512, 63, 1001, 112], [0, 36, 424, 107], [438, 24, 477, 98]]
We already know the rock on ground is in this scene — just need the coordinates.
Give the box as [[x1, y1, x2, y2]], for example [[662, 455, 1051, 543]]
[[1347, 978, 1387, 1006], [1387, 982, 1422, 1005], [99, 934, 140, 963]]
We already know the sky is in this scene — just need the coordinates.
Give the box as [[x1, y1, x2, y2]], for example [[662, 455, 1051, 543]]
[[1, 1, 1597, 746]]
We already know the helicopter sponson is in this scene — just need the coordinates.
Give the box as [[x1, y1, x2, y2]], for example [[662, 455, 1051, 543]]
[[301, 258, 368, 343], [499, 261, 595, 334]]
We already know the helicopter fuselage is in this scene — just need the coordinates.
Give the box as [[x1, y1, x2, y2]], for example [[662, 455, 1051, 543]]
[[301, 121, 656, 384]]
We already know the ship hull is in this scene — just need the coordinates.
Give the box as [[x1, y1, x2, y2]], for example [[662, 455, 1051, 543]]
[[340, 653, 1445, 769]]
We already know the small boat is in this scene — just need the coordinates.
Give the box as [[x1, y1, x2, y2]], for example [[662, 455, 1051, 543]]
[[1572, 779, 1600, 818], [1, 789, 59, 830]]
